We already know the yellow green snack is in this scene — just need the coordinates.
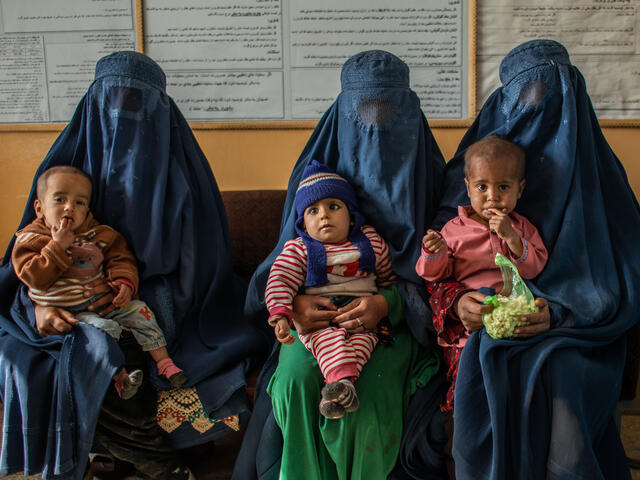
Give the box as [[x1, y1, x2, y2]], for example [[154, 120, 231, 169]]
[[482, 253, 539, 339], [482, 294, 538, 339]]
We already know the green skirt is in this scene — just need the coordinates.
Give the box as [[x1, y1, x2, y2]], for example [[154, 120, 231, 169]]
[[267, 324, 439, 480]]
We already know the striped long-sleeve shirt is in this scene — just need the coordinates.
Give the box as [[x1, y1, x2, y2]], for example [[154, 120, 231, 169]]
[[12, 214, 139, 308], [265, 225, 396, 325]]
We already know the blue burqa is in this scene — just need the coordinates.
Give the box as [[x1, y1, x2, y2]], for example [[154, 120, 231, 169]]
[[234, 50, 448, 479], [436, 40, 640, 479], [0, 51, 269, 478]]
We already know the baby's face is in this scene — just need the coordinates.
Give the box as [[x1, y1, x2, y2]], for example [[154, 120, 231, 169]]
[[34, 172, 91, 232], [303, 198, 351, 244], [464, 155, 525, 224]]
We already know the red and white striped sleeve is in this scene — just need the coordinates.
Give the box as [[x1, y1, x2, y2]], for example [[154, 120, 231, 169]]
[[362, 225, 397, 288], [265, 238, 308, 325]]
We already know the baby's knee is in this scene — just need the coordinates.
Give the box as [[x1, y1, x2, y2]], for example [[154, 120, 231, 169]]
[[76, 312, 122, 340]]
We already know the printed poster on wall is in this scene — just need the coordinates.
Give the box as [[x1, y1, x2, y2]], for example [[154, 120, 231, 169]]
[[0, 0, 137, 123], [477, 0, 640, 119], [143, 0, 470, 121]]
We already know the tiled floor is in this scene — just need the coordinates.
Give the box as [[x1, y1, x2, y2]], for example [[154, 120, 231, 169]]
[[2, 411, 640, 479]]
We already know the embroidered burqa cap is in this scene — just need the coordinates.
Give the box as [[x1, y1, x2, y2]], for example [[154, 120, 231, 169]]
[[436, 40, 640, 478], [0, 51, 269, 477]]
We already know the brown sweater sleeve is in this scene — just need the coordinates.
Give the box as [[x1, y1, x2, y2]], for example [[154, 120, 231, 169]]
[[101, 229, 139, 293], [12, 233, 73, 291]]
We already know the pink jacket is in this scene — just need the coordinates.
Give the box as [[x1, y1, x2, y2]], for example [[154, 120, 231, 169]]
[[416, 206, 548, 348], [416, 206, 548, 290]]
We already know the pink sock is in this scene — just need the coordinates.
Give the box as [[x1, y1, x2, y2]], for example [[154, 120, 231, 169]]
[[325, 364, 359, 384], [157, 358, 183, 379], [113, 370, 128, 397]]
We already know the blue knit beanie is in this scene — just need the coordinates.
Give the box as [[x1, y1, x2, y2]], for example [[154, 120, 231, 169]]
[[295, 160, 376, 287]]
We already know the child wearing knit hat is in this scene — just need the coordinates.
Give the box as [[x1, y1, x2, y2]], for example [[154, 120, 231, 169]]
[[265, 160, 396, 419]]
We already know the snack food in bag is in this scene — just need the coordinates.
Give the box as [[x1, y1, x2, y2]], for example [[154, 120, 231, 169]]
[[482, 253, 538, 339]]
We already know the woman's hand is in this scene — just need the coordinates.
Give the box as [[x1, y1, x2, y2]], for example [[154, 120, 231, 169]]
[[454, 291, 493, 332], [34, 304, 78, 336], [292, 295, 339, 335], [334, 294, 388, 333], [512, 298, 550, 338], [83, 278, 116, 315], [455, 292, 551, 338]]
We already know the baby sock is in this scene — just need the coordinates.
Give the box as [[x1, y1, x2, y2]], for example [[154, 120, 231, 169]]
[[319, 398, 346, 419], [114, 369, 143, 400], [321, 378, 359, 413], [157, 358, 188, 388]]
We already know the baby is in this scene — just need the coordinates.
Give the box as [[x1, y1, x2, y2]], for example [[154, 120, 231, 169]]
[[265, 160, 396, 419], [12, 166, 187, 399], [416, 135, 548, 345]]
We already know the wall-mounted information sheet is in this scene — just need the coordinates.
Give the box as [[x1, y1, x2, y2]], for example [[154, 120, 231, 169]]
[[0, 0, 137, 123], [144, 0, 470, 121], [478, 0, 640, 118]]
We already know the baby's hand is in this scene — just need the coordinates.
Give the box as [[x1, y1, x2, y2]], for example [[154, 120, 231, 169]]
[[487, 209, 523, 257], [487, 209, 516, 239], [422, 229, 445, 254], [51, 218, 75, 250], [111, 281, 132, 308], [275, 317, 295, 345]]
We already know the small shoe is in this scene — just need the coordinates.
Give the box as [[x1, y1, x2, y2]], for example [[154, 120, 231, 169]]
[[119, 369, 143, 400], [319, 399, 345, 419], [343, 389, 359, 413], [322, 378, 358, 412], [157, 358, 188, 388], [164, 465, 193, 480], [321, 380, 349, 402], [168, 371, 188, 388]]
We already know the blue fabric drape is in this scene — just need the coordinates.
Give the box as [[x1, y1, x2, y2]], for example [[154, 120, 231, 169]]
[[235, 50, 447, 480], [0, 51, 269, 478], [439, 40, 640, 479]]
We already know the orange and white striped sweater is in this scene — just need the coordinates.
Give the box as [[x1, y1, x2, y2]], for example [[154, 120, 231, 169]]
[[12, 214, 138, 308]]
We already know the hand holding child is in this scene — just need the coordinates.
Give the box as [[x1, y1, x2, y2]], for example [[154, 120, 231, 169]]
[[334, 294, 388, 333], [422, 229, 445, 254], [274, 317, 295, 344], [291, 295, 338, 334], [111, 281, 132, 308], [34, 304, 78, 336], [487, 209, 523, 258], [51, 218, 75, 250]]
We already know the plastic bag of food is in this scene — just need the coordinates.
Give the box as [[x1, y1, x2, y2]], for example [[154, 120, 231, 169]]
[[482, 253, 538, 339]]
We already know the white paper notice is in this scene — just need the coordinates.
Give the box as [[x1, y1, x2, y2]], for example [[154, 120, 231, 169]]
[[0, 0, 136, 123], [0, 35, 47, 122], [145, 0, 469, 121], [477, 0, 640, 118], [1, 0, 133, 32], [0, 0, 470, 123], [168, 71, 284, 120]]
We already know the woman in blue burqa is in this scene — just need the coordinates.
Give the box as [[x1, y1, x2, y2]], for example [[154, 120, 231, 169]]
[[429, 39, 640, 479], [0, 51, 270, 479], [234, 50, 449, 480]]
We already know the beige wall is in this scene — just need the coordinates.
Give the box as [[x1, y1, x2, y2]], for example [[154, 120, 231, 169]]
[[1, 126, 638, 253]]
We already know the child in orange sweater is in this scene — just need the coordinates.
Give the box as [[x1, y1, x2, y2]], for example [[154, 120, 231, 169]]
[[12, 166, 187, 399]]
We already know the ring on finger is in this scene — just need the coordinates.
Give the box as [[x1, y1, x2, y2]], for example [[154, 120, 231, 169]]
[[357, 318, 363, 327]]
